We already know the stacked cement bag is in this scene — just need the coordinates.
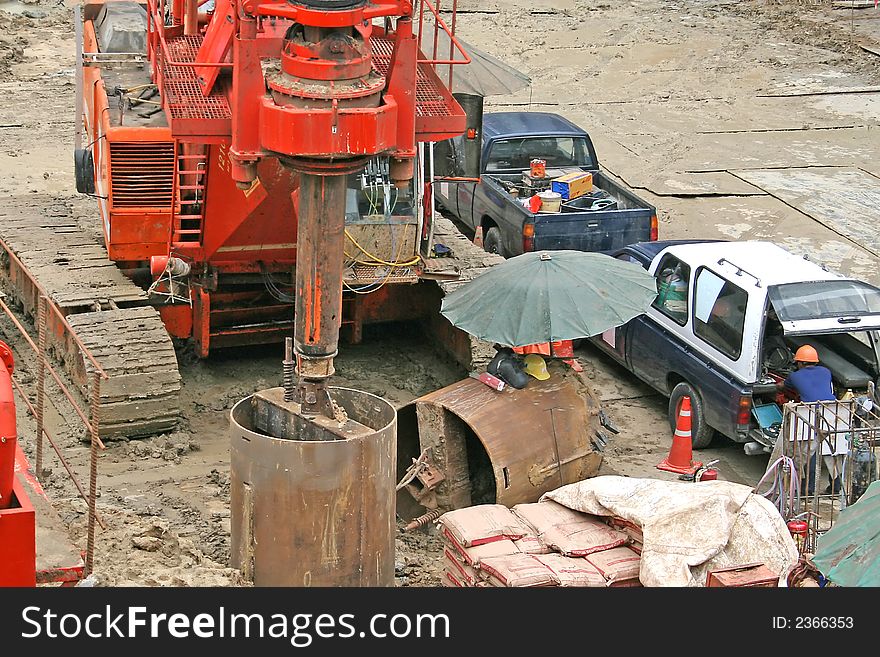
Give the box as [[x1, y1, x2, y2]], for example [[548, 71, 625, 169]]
[[437, 501, 643, 587], [605, 516, 644, 554], [438, 503, 544, 588]]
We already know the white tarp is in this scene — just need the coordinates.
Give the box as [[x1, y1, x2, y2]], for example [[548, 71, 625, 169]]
[[541, 476, 799, 587]]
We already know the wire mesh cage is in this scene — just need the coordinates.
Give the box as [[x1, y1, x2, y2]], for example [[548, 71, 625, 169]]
[[761, 397, 880, 554]]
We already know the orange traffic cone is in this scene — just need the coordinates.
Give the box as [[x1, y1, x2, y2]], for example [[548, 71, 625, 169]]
[[657, 395, 703, 475], [473, 225, 484, 248]]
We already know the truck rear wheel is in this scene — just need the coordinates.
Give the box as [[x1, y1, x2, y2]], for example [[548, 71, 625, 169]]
[[668, 382, 714, 449], [483, 226, 505, 257]]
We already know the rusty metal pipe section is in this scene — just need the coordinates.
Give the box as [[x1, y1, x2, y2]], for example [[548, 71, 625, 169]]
[[230, 387, 396, 586], [395, 366, 604, 522]]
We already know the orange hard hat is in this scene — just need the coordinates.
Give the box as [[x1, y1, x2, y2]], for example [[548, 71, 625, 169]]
[[794, 344, 819, 363]]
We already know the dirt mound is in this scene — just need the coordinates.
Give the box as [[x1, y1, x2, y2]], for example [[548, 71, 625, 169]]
[[125, 431, 199, 464], [394, 523, 445, 587], [59, 497, 446, 587], [65, 505, 248, 587]]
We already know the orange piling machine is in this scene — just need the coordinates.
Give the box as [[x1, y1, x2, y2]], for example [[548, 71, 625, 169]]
[[58, 1, 606, 585], [74, 0, 472, 585], [76, 0, 467, 361]]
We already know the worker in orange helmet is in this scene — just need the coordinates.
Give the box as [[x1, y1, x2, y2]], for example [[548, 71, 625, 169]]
[[778, 344, 841, 495], [782, 345, 833, 404]]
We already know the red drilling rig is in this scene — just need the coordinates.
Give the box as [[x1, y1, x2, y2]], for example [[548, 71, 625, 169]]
[[82, 0, 466, 358], [25, 0, 470, 434], [65, 0, 471, 585], [0, 1, 607, 586]]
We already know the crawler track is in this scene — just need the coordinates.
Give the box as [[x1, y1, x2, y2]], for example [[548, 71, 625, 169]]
[[0, 195, 180, 439]]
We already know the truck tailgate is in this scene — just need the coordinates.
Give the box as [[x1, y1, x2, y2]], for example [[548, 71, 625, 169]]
[[533, 209, 654, 252]]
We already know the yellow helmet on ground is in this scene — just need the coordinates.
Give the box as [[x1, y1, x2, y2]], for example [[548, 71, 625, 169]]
[[523, 354, 550, 380]]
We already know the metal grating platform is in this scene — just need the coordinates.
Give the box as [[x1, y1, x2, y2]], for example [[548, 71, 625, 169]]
[[372, 37, 466, 138], [154, 34, 461, 139], [344, 263, 419, 285], [166, 34, 204, 62], [159, 35, 232, 136], [165, 78, 232, 120]]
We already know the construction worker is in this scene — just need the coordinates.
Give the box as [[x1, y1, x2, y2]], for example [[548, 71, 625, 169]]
[[779, 344, 842, 495], [513, 340, 581, 371], [782, 345, 834, 405], [513, 343, 552, 357], [487, 345, 530, 389]]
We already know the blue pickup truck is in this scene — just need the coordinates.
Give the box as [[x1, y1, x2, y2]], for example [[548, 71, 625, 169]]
[[432, 111, 657, 257], [590, 240, 880, 454]]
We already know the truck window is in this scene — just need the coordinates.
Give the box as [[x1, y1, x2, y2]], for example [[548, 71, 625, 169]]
[[693, 268, 748, 360], [484, 137, 594, 172], [616, 253, 641, 266], [653, 255, 689, 325], [768, 280, 880, 321]]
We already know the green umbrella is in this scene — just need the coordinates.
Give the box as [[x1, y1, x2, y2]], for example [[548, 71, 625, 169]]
[[812, 480, 880, 587], [440, 250, 658, 347]]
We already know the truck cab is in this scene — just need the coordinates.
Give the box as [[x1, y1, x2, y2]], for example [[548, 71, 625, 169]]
[[478, 112, 598, 173], [592, 240, 880, 454]]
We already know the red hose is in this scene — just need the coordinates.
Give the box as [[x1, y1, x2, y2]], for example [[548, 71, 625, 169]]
[[0, 340, 16, 510]]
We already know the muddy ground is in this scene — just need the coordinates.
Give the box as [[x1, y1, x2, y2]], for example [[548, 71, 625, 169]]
[[2, 0, 880, 586]]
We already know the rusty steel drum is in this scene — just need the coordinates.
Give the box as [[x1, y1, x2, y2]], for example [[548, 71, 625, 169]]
[[396, 361, 603, 521], [230, 386, 396, 586]]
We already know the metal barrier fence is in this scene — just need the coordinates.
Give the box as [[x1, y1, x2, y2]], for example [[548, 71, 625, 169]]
[[0, 277, 108, 577], [762, 398, 880, 553]]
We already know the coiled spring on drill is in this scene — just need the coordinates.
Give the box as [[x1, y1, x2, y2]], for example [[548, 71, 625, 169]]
[[283, 337, 296, 402]]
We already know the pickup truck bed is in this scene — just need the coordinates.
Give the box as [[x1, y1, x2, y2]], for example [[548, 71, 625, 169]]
[[481, 171, 655, 253], [433, 110, 657, 258]]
